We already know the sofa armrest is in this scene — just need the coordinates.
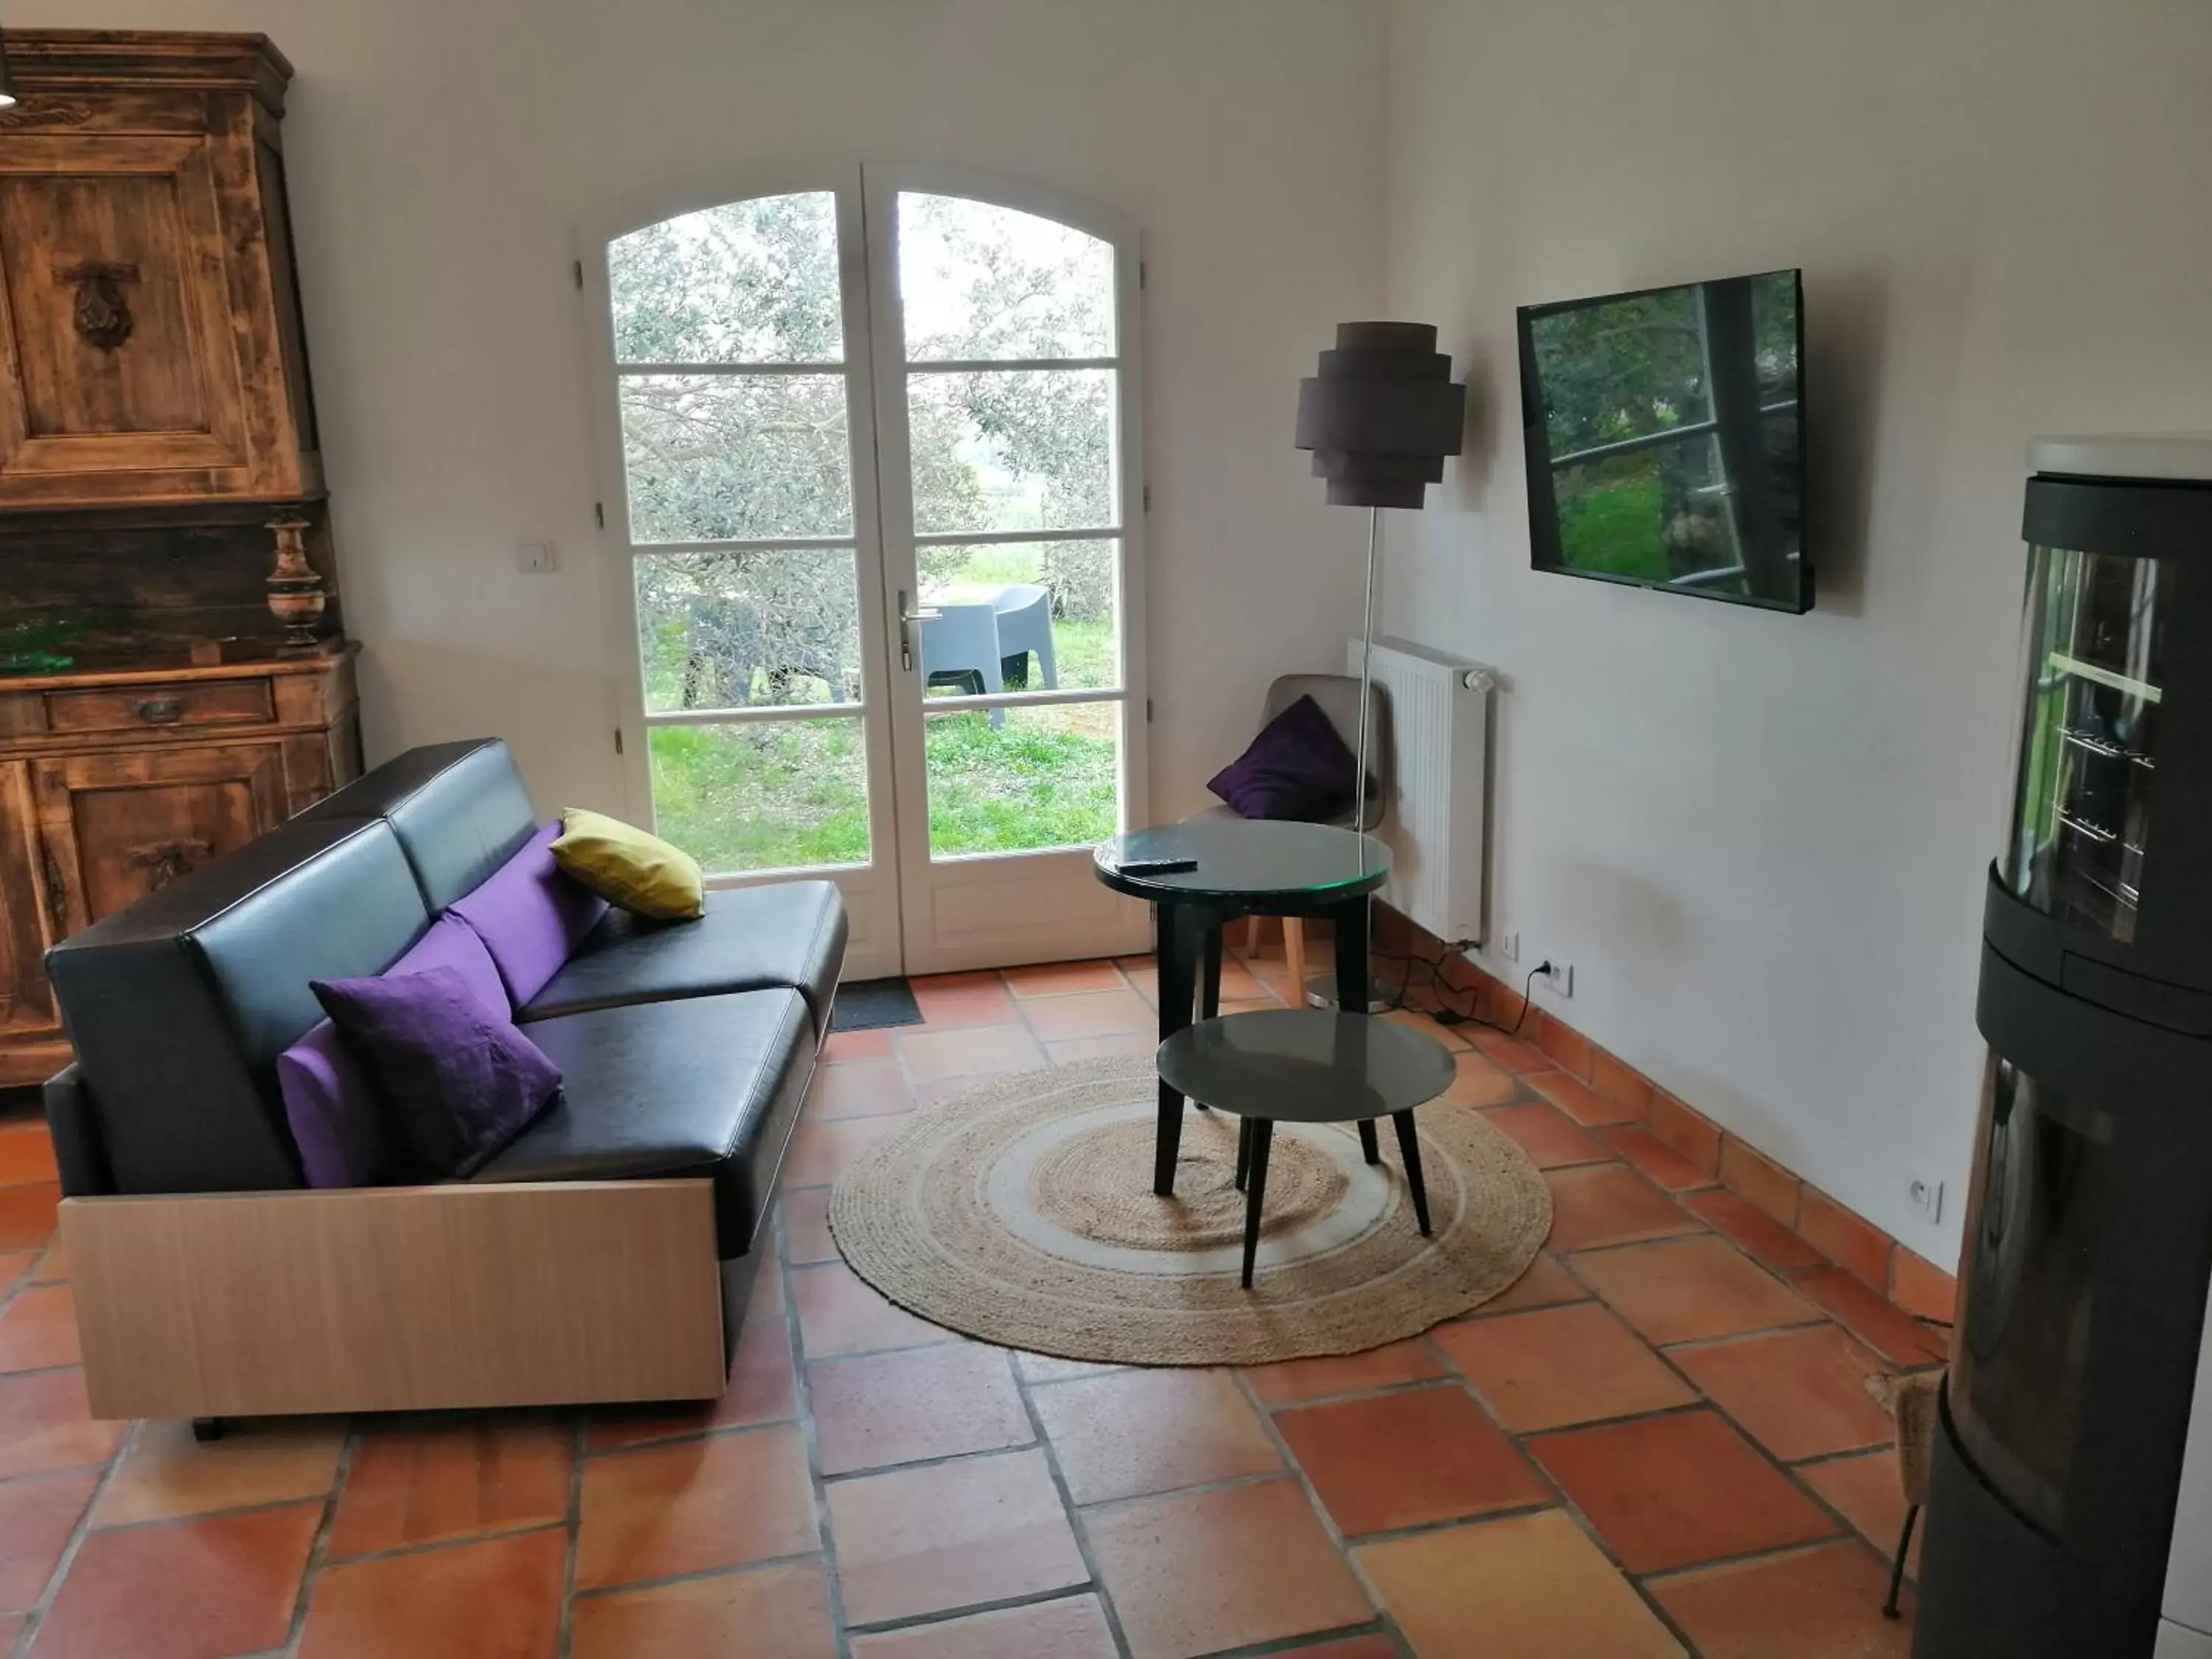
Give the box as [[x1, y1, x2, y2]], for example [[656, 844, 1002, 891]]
[[42, 1065, 115, 1198]]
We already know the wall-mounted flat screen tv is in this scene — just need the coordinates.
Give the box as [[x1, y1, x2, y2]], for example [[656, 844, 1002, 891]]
[[1517, 268, 1809, 613]]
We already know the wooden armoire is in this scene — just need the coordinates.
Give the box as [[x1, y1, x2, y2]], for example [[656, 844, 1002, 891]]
[[0, 31, 360, 1086]]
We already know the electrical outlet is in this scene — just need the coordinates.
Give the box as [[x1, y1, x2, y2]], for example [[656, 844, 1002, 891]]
[[516, 540, 557, 574], [1498, 930, 1520, 964], [1538, 959, 1574, 998], [1907, 1177, 1946, 1225]]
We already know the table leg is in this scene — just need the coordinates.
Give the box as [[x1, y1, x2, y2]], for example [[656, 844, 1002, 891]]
[[1333, 894, 1383, 1159], [1394, 1109, 1432, 1236], [1235, 1117, 1253, 1191], [1189, 914, 1217, 1112], [1154, 902, 1194, 1195], [1241, 1119, 1274, 1289], [1333, 893, 1371, 1015]]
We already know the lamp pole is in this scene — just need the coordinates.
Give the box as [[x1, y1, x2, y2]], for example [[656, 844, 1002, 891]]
[[1293, 321, 1464, 1012], [1354, 504, 1380, 838]]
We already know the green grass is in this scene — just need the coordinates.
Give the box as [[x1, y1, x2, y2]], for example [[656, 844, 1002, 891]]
[[649, 721, 873, 871], [648, 702, 1119, 873], [1051, 619, 1114, 690], [923, 704, 1118, 857], [950, 546, 1044, 586]]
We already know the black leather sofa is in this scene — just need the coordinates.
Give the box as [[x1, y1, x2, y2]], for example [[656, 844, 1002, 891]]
[[43, 738, 845, 1422]]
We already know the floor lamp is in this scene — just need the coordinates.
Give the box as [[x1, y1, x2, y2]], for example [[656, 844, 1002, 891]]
[[1293, 321, 1466, 1006]]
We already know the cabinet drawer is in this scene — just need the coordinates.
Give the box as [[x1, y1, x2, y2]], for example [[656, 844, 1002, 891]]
[[44, 680, 276, 736]]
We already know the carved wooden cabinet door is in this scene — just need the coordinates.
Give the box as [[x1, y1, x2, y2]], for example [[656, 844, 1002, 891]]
[[0, 35, 320, 509], [0, 133, 258, 505], [30, 744, 288, 931], [0, 763, 58, 1043]]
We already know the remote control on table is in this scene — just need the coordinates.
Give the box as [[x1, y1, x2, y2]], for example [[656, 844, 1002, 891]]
[[1117, 857, 1199, 876]]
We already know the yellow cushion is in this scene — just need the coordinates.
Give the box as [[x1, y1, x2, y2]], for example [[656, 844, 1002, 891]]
[[550, 808, 705, 921]]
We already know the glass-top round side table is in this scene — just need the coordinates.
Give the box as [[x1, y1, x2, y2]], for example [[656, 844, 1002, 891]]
[[1158, 1009, 1456, 1287], [1093, 821, 1391, 1196]]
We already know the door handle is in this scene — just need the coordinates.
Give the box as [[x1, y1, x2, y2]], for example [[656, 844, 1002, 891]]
[[897, 590, 942, 673]]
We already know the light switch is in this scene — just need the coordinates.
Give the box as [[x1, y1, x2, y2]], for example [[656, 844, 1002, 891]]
[[517, 540, 557, 574]]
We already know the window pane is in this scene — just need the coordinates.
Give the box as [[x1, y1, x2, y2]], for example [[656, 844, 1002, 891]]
[[897, 193, 1114, 362], [2007, 546, 2166, 942], [926, 700, 1121, 858], [620, 373, 852, 543], [917, 540, 1119, 695], [636, 550, 861, 712], [908, 369, 1116, 535], [609, 192, 842, 364], [649, 718, 870, 873], [1529, 287, 1712, 455]]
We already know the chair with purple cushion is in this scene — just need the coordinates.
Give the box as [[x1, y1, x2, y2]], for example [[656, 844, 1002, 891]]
[[1191, 672, 1393, 1000]]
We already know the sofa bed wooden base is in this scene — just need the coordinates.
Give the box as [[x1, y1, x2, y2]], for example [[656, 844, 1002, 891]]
[[60, 1178, 728, 1421]]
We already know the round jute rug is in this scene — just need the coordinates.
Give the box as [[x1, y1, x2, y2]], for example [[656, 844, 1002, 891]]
[[828, 1054, 1553, 1367]]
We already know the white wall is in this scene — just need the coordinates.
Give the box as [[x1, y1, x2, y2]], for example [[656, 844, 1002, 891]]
[[10, 0, 1384, 818], [1382, 0, 2212, 1252]]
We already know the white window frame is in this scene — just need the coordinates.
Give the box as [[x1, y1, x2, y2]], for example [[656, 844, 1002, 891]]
[[576, 161, 1150, 977]]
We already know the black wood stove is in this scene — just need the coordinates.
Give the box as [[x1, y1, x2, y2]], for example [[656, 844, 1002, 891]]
[[1918, 436, 2212, 1658]]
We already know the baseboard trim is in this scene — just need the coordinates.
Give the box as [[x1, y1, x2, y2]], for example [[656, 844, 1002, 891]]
[[1374, 905, 1956, 1360]]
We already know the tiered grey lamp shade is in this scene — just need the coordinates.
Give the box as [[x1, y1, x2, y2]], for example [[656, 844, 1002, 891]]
[[1293, 322, 1466, 509]]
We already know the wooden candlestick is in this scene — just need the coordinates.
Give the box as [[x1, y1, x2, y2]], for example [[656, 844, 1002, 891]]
[[265, 515, 326, 648]]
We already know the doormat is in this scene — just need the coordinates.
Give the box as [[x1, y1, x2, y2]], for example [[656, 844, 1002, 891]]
[[830, 978, 925, 1032]]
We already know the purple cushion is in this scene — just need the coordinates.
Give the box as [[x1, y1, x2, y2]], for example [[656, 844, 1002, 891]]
[[387, 913, 510, 1015], [448, 823, 611, 1007], [1207, 694, 1371, 822], [276, 917, 518, 1188], [310, 964, 562, 1180], [276, 1023, 387, 1189]]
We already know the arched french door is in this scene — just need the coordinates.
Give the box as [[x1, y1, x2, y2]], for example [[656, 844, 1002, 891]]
[[587, 164, 1148, 977]]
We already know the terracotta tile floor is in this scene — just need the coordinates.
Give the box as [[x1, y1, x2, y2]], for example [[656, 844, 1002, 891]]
[[0, 950, 1937, 1658]]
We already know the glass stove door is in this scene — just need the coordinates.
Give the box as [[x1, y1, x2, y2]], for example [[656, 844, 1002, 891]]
[[1952, 1055, 2117, 1534], [2005, 545, 2171, 942]]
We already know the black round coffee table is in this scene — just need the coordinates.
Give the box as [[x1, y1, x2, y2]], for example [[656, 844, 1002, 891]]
[[1095, 821, 1391, 1197], [1157, 1009, 1456, 1287]]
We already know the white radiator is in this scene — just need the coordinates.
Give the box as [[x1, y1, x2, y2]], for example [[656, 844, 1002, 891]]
[[1349, 636, 1494, 947]]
